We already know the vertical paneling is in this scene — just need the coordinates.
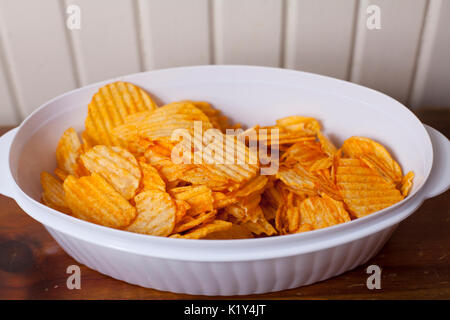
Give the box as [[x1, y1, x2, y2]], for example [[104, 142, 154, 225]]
[[137, 0, 210, 70], [284, 0, 357, 80], [350, 0, 427, 104], [0, 62, 16, 125], [213, 0, 283, 66], [0, 24, 17, 125], [410, 0, 450, 109], [0, 0, 77, 117], [66, 0, 142, 85]]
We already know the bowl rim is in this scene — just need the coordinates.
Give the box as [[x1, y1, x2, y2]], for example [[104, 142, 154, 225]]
[[7, 65, 433, 261]]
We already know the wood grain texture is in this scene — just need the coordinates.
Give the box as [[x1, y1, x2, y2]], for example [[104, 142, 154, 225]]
[[65, 0, 142, 85], [350, 0, 428, 104], [0, 110, 449, 299], [213, 0, 283, 66], [284, 0, 357, 80]]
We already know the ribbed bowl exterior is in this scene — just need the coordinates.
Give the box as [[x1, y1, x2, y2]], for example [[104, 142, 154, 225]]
[[46, 225, 397, 296]]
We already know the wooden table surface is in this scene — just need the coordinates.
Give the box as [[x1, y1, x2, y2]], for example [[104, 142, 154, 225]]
[[0, 109, 449, 300]]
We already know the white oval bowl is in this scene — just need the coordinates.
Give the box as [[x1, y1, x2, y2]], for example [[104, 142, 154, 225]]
[[1, 66, 449, 295]]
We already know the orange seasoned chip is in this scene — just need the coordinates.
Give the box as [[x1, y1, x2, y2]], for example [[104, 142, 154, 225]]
[[212, 191, 238, 209], [309, 157, 333, 172], [275, 191, 305, 234], [336, 158, 404, 218], [173, 211, 216, 234], [224, 192, 262, 223], [281, 140, 328, 170], [80, 145, 141, 200], [234, 175, 268, 197], [204, 223, 254, 239], [276, 164, 317, 196], [181, 166, 230, 191], [85, 81, 157, 147], [299, 194, 351, 230], [181, 100, 231, 132], [41, 172, 71, 214], [56, 127, 81, 176], [54, 167, 68, 182], [169, 185, 214, 215], [112, 102, 212, 146], [276, 116, 321, 134], [127, 190, 176, 236], [138, 160, 165, 192], [174, 199, 191, 225], [63, 173, 136, 228], [171, 220, 232, 239], [240, 215, 277, 236], [400, 171, 414, 197], [317, 132, 337, 157], [342, 136, 403, 184]]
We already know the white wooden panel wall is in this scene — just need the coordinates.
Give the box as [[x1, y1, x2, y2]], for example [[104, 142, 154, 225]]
[[0, 0, 77, 117], [350, 0, 428, 104], [65, 0, 141, 85], [137, 0, 211, 69], [0, 29, 17, 125], [285, 0, 357, 80], [0, 0, 449, 126], [213, 0, 283, 66], [410, 0, 450, 109]]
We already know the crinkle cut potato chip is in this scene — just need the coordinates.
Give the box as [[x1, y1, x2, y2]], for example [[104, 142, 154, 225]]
[[342, 136, 403, 184], [85, 81, 158, 147], [169, 185, 214, 215], [336, 157, 404, 218], [80, 145, 141, 200], [56, 127, 82, 176], [127, 190, 176, 236], [171, 220, 232, 239], [64, 173, 136, 229], [41, 172, 71, 214], [40, 80, 414, 239]]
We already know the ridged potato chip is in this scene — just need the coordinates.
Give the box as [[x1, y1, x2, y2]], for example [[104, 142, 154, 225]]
[[173, 210, 217, 234], [317, 132, 337, 157], [85, 81, 157, 147], [342, 136, 403, 184], [182, 100, 230, 132], [112, 102, 212, 146], [181, 166, 230, 191], [241, 215, 277, 236], [56, 127, 82, 176], [127, 190, 176, 236], [276, 116, 321, 134], [54, 168, 68, 182], [41, 172, 71, 214], [336, 158, 404, 218], [234, 175, 268, 198], [212, 191, 238, 209], [299, 194, 351, 230], [276, 165, 317, 196], [64, 173, 136, 228], [80, 145, 141, 200], [138, 160, 165, 192], [171, 220, 232, 239], [169, 185, 214, 215], [400, 171, 415, 197]]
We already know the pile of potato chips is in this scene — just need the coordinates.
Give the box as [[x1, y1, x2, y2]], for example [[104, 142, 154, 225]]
[[40, 81, 414, 239]]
